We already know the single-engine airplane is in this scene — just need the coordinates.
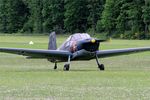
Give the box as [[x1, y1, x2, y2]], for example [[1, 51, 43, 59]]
[[0, 32, 150, 71]]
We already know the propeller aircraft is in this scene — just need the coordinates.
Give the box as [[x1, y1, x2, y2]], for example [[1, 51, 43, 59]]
[[0, 32, 150, 71]]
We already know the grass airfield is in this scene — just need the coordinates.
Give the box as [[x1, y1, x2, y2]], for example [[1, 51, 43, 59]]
[[0, 35, 150, 100]]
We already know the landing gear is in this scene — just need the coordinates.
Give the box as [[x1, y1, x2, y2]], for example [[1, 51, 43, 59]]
[[63, 64, 70, 71], [98, 64, 105, 70], [54, 62, 57, 70], [95, 53, 105, 71], [63, 55, 71, 71]]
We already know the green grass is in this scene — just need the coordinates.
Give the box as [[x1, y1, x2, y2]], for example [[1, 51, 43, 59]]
[[0, 35, 150, 100]]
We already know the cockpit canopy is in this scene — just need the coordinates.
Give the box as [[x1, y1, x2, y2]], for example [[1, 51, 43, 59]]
[[58, 33, 91, 52], [67, 33, 91, 41]]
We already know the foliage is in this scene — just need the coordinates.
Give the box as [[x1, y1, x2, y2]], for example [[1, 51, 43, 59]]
[[64, 0, 89, 33], [42, 0, 65, 34], [99, 0, 117, 35], [0, 0, 150, 39], [87, 0, 105, 33], [0, 0, 29, 33], [100, 0, 150, 39]]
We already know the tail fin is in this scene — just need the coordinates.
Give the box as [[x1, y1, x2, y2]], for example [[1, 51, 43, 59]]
[[48, 32, 57, 50]]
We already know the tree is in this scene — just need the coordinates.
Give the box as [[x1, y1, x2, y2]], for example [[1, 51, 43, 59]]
[[87, 0, 105, 33], [8, 0, 29, 33], [64, 0, 89, 33], [142, 0, 150, 33], [50, 0, 65, 34], [100, 0, 117, 35], [23, 0, 43, 33], [0, 0, 28, 33], [42, 0, 53, 33], [42, 0, 65, 34], [33, 0, 43, 33], [115, 0, 146, 38], [0, 0, 8, 33], [116, 0, 132, 34], [127, 0, 145, 34]]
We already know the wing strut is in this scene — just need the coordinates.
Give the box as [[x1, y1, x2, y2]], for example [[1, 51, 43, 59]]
[[95, 53, 105, 70]]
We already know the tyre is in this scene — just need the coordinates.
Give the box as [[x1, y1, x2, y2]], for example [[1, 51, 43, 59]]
[[99, 64, 105, 71], [64, 64, 70, 71]]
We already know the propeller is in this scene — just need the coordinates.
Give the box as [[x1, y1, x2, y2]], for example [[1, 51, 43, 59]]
[[90, 38, 110, 43]]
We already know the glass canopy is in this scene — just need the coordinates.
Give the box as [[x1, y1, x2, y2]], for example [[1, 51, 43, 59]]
[[58, 33, 91, 52]]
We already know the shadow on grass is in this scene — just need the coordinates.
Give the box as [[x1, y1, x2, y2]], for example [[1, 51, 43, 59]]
[[4, 68, 98, 72]]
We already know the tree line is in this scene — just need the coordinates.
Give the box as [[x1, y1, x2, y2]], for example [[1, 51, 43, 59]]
[[0, 0, 150, 39]]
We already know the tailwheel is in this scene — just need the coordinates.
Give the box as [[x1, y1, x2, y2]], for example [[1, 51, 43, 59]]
[[98, 64, 105, 71], [63, 64, 70, 71]]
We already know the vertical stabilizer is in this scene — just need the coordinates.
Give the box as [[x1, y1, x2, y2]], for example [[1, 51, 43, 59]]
[[48, 32, 57, 50]]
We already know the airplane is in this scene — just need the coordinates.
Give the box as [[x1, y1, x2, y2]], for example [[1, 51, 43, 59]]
[[0, 32, 150, 71]]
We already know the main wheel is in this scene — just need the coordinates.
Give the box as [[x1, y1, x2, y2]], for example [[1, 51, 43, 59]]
[[54, 65, 57, 70], [64, 64, 70, 71], [54, 63, 57, 70], [98, 64, 105, 71]]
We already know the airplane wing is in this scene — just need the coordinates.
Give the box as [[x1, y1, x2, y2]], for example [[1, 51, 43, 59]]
[[0, 48, 72, 60], [97, 47, 150, 58]]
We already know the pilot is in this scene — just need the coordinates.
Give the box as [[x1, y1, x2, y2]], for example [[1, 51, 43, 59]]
[[70, 41, 77, 53]]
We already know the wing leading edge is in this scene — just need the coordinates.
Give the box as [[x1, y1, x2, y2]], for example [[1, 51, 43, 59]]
[[0, 48, 72, 60], [97, 47, 150, 58]]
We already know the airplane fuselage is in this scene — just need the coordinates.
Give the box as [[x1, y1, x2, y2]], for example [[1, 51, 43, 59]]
[[54, 38, 100, 62], [72, 49, 96, 61]]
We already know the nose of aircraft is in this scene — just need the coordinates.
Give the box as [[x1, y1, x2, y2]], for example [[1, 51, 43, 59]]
[[77, 38, 100, 52], [91, 39, 96, 43]]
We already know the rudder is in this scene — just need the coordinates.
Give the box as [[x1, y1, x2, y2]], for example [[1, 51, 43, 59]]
[[48, 32, 57, 50]]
